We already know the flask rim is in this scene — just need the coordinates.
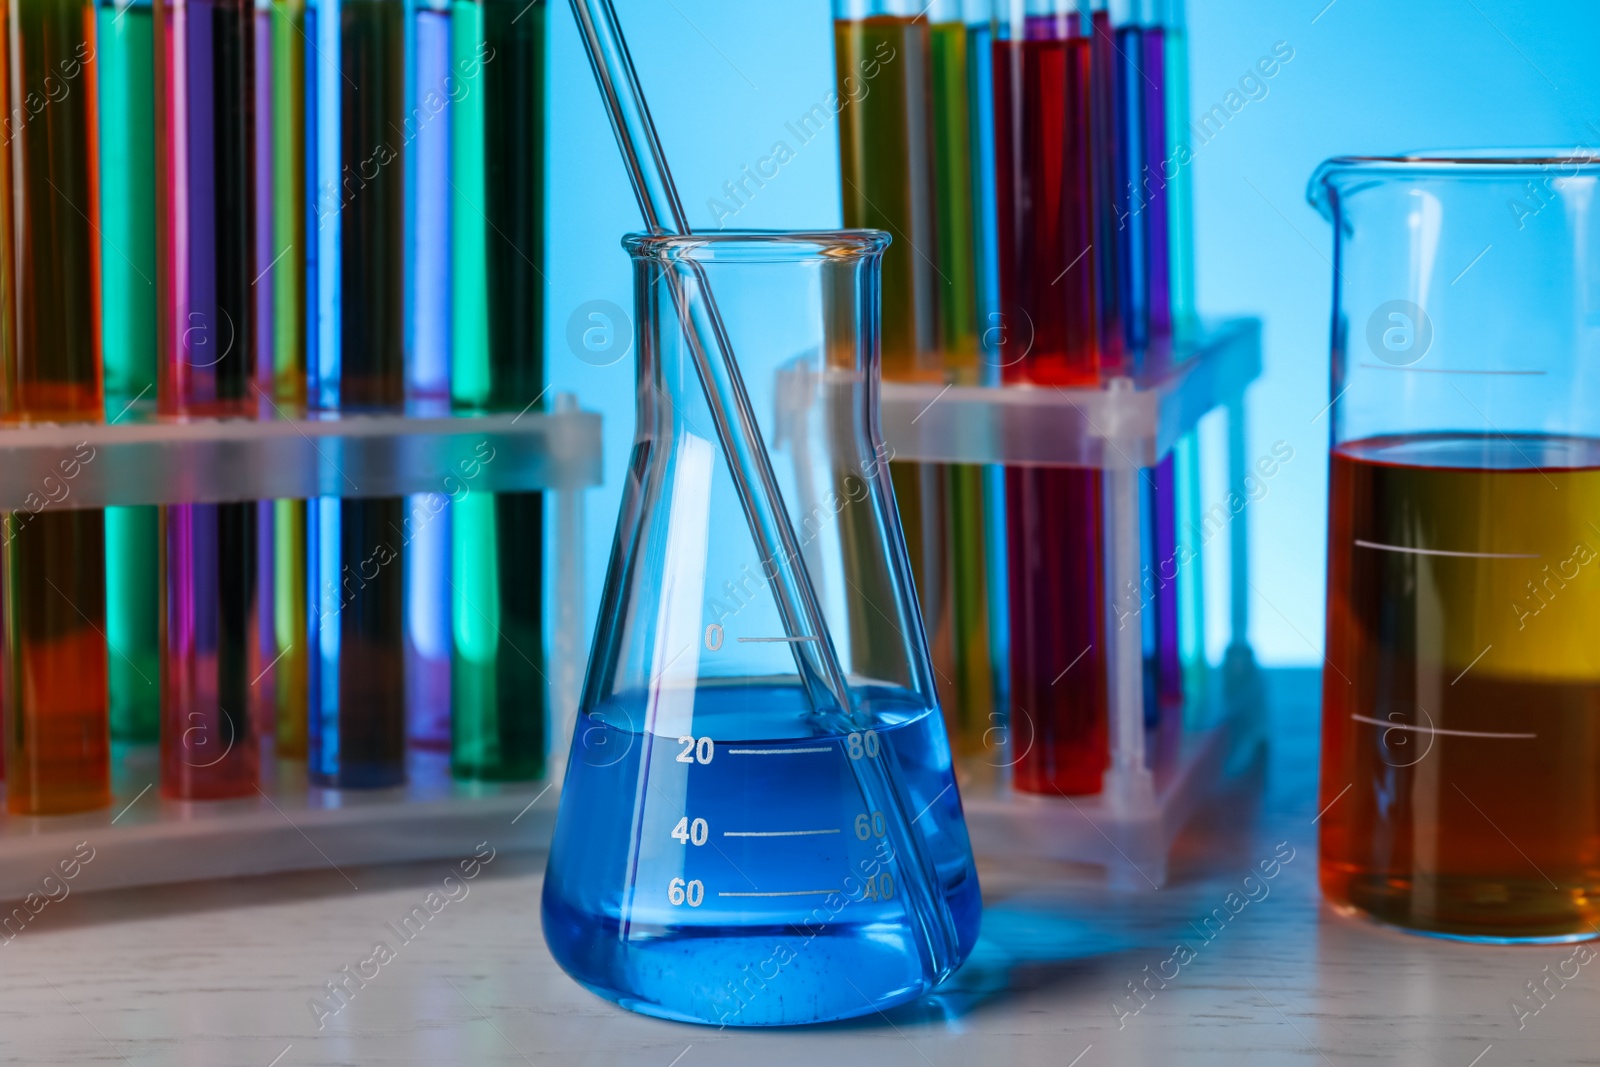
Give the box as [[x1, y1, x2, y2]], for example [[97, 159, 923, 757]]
[[1308, 149, 1600, 220], [623, 229, 891, 264]]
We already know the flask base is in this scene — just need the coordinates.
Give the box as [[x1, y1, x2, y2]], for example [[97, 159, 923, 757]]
[[542, 890, 959, 1026]]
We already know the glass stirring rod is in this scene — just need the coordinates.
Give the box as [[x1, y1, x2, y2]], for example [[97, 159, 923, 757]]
[[566, 0, 965, 978], [565, 0, 848, 719]]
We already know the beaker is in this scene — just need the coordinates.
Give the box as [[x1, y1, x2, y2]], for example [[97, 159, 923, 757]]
[[542, 231, 982, 1026], [1312, 151, 1600, 941]]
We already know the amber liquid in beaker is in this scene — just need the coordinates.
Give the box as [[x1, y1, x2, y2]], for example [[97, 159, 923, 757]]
[[1321, 433, 1600, 941]]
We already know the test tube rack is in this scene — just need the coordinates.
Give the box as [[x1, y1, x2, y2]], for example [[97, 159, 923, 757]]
[[0, 321, 1258, 897], [0, 398, 600, 898], [879, 319, 1267, 889]]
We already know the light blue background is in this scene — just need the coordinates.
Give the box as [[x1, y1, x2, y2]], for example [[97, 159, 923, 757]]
[[545, 0, 1600, 667]]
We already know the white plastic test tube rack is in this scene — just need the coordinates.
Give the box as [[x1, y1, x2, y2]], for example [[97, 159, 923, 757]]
[[0, 397, 600, 898], [878, 320, 1266, 888]]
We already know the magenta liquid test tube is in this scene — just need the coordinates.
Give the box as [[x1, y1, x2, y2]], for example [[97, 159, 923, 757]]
[[154, 0, 263, 798]]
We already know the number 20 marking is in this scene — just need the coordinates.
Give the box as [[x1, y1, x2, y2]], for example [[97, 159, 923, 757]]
[[677, 736, 714, 764]]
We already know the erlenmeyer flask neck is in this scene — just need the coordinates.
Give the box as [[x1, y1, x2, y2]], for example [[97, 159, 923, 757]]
[[624, 230, 890, 272], [612, 225, 935, 710], [625, 228, 893, 448], [625, 229, 891, 378]]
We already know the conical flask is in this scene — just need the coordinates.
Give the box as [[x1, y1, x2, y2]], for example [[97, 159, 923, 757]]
[[543, 230, 982, 1026]]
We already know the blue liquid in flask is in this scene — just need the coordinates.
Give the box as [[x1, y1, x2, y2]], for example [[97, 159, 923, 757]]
[[542, 682, 982, 1026]]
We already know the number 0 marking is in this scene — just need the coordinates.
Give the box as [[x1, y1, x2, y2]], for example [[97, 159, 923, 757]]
[[704, 624, 723, 651]]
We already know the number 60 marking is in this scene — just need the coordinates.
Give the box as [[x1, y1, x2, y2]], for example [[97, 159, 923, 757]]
[[669, 877, 704, 907]]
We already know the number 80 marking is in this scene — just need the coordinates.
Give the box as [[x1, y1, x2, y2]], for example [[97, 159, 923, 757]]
[[846, 730, 880, 760]]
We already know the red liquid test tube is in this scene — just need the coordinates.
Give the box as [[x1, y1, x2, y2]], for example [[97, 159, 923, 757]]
[[992, 3, 1111, 794]]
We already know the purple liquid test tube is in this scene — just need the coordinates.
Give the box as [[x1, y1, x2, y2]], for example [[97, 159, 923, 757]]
[[154, 0, 264, 798]]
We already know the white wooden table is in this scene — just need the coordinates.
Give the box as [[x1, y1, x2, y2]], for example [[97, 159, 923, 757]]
[[0, 671, 1584, 1066]]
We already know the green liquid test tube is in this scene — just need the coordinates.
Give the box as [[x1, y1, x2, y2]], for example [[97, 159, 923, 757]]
[[929, 7, 995, 753], [447, 0, 547, 781], [270, 0, 310, 757], [99, 0, 161, 743]]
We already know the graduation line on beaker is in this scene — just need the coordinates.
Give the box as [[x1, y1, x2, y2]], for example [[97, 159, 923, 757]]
[[1349, 714, 1537, 740], [1358, 364, 1548, 376], [725, 746, 834, 756], [1354, 539, 1539, 560], [722, 829, 841, 838]]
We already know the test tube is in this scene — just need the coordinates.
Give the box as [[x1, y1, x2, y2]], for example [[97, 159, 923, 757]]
[[1164, 0, 1207, 707], [154, 0, 263, 798], [98, 0, 162, 744], [306, 0, 410, 788], [1091, 0, 1180, 727], [1087, 0, 1124, 368], [0, 0, 112, 815], [405, 0, 452, 751], [1130, 0, 1182, 715], [447, 0, 547, 781], [926, 0, 995, 751], [991, 0, 1111, 794], [266, 0, 310, 758], [252, 0, 275, 748], [1149, 0, 1188, 720], [1138, 0, 1172, 343], [832, 0, 956, 714], [1164, 0, 1194, 331]]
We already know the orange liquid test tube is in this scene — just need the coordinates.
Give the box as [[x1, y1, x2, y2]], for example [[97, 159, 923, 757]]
[[0, 0, 113, 815]]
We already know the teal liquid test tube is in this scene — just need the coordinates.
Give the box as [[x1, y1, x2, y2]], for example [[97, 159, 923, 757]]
[[98, 0, 161, 744], [447, 0, 546, 782]]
